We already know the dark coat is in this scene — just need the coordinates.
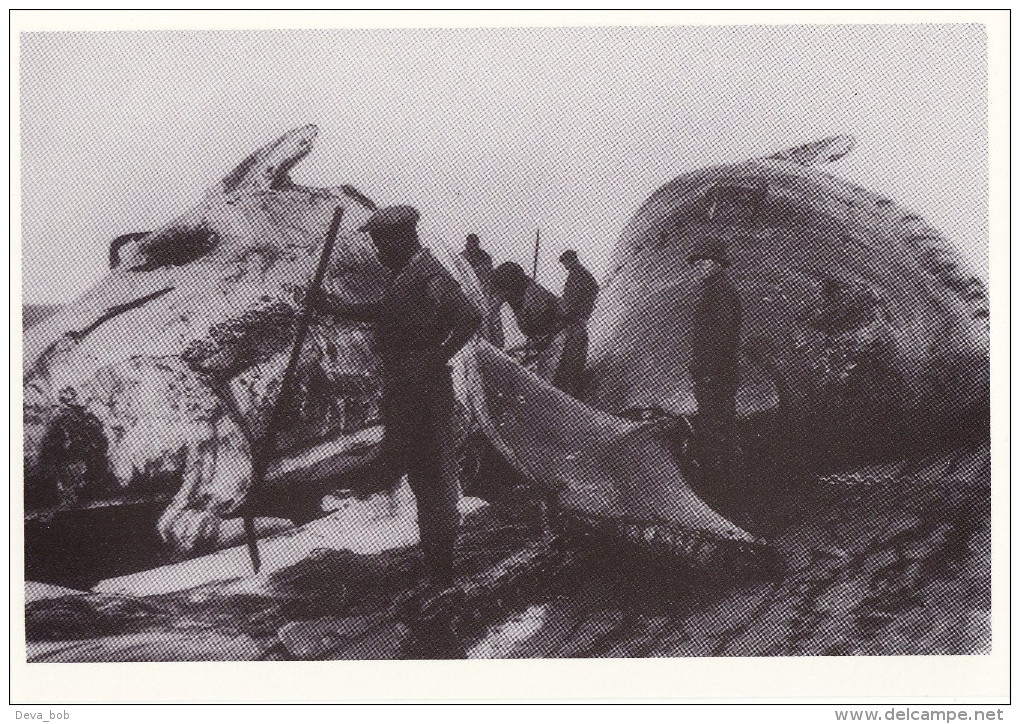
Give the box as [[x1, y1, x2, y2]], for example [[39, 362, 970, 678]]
[[328, 249, 478, 423], [462, 247, 504, 347], [561, 263, 600, 322], [691, 271, 741, 383], [374, 250, 476, 367], [508, 279, 563, 339], [463, 246, 494, 285]]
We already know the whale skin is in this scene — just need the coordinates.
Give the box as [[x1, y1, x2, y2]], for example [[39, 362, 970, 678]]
[[583, 136, 988, 466], [23, 125, 391, 553]]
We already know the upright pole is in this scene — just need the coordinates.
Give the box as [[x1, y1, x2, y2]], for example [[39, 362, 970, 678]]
[[531, 228, 540, 280], [242, 205, 345, 574]]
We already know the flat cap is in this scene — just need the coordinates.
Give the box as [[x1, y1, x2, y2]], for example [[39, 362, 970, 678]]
[[358, 205, 420, 233]]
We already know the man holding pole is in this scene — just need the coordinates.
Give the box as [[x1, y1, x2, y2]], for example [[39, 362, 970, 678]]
[[309, 205, 481, 589]]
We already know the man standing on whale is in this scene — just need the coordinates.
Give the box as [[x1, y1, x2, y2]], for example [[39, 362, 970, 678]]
[[554, 249, 599, 397], [309, 205, 481, 589], [688, 237, 742, 504], [461, 233, 505, 348]]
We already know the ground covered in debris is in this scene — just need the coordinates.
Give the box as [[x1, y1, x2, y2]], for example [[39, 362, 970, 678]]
[[25, 443, 989, 661]]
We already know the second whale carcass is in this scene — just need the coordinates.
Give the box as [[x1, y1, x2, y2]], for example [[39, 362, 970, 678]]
[[464, 135, 988, 565], [585, 136, 987, 462]]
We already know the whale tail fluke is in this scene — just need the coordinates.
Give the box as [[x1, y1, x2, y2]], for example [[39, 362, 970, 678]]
[[767, 135, 856, 166]]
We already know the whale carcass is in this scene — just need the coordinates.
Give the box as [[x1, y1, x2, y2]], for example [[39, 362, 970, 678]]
[[23, 127, 987, 580], [23, 125, 401, 558], [465, 135, 988, 560], [584, 135, 988, 460], [23, 123, 767, 584]]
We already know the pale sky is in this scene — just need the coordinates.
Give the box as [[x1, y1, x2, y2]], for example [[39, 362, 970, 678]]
[[19, 24, 987, 304]]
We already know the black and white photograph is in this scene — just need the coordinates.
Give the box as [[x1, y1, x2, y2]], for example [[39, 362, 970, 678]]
[[13, 9, 1005, 703]]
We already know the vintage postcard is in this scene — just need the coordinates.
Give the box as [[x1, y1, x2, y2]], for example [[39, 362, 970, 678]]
[[11, 10, 1008, 704]]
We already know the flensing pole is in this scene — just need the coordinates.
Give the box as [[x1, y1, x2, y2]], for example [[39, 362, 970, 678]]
[[531, 228, 540, 279], [242, 205, 345, 574]]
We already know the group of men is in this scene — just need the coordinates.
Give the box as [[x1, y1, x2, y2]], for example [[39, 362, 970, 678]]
[[461, 233, 600, 397], [309, 205, 740, 593]]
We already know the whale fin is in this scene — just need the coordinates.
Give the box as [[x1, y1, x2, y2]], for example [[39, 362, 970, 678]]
[[767, 135, 856, 166], [220, 124, 319, 194]]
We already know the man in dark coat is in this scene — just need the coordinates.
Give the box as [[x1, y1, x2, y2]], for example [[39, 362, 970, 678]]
[[554, 250, 599, 396], [310, 205, 481, 588], [491, 262, 562, 339], [688, 237, 742, 502], [462, 234, 493, 280], [558, 250, 599, 323], [491, 262, 566, 381], [461, 234, 505, 348]]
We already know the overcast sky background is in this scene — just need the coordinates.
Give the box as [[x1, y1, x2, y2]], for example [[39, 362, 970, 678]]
[[20, 24, 987, 304]]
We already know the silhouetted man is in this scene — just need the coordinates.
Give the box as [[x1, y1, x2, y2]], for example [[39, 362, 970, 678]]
[[310, 205, 480, 589], [554, 250, 599, 396], [491, 262, 565, 381], [461, 234, 505, 348], [462, 234, 492, 279], [491, 262, 562, 339], [688, 237, 741, 502]]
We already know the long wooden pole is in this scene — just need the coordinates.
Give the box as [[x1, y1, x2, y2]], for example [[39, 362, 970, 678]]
[[531, 228, 540, 279], [242, 205, 345, 573]]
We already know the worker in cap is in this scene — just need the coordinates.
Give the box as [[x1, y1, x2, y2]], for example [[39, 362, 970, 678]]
[[461, 234, 504, 348], [310, 204, 481, 590], [558, 250, 600, 322], [492, 262, 562, 339], [688, 237, 741, 506], [491, 262, 566, 380], [463, 234, 493, 280], [554, 250, 600, 397]]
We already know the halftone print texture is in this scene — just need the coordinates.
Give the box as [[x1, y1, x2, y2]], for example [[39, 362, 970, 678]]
[[21, 24, 989, 662]]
